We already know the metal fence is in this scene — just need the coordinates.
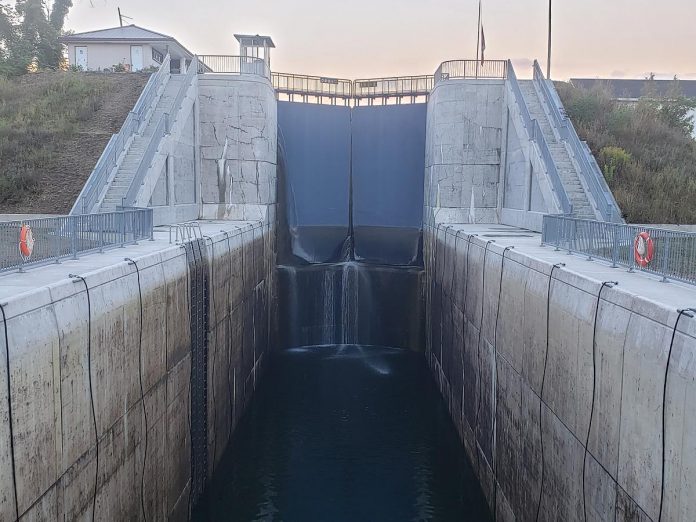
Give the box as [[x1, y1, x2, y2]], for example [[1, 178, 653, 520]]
[[507, 61, 573, 214], [197, 55, 271, 80], [434, 60, 508, 83], [0, 209, 154, 274], [353, 75, 434, 104], [71, 55, 171, 215], [272, 72, 353, 102], [532, 61, 622, 223], [542, 215, 696, 285]]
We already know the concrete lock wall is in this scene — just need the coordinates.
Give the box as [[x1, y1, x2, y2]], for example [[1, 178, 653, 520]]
[[0, 222, 274, 521], [198, 75, 278, 224], [425, 225, 696, 521], [424, 80, 505, 227]]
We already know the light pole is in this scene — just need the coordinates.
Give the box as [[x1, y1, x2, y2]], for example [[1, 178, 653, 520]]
[[547, 0, 552, 79]]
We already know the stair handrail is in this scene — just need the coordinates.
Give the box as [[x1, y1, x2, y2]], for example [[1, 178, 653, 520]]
[[121, 114, 169, 209], [70, 55, 171, 215], [532, 60, 623, 222], [507, 60, 573, 215], [120, 57, 199, 209]]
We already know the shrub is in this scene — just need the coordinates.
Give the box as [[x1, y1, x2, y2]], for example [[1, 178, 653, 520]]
[[598, 146, 631, 182]]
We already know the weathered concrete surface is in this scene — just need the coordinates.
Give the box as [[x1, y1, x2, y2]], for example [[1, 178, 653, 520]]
[[0, 219, 275, 520], [198, 75, 278, 224], [425, 223, 696, 521], [424, 79, 505, 227]]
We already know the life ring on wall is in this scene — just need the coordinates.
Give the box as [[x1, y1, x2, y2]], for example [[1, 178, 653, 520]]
[[634, 231, 654, 268], [19, 224, 34, 259]]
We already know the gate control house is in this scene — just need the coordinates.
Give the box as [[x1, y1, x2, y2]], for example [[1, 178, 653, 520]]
[[60, 24, 195, 72]]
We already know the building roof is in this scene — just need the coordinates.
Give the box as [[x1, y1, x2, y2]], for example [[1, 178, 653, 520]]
[[570, 78, 696, 99], [60, 24, 196, 58], [234, 34, 275, 48]]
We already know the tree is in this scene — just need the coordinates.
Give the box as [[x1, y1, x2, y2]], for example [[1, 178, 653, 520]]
[[657, 77, 696, 137]]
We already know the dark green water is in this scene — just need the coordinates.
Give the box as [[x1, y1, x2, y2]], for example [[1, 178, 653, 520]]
[[193, 345, 491, 521]]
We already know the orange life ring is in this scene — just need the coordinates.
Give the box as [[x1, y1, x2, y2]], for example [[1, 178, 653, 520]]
[[19, 224, 34, 259], [634, 231, 654, 268]]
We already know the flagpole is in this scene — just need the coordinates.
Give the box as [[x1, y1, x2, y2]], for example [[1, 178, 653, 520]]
[[547, 0, 552, 79], [476, 0, 481, 78]]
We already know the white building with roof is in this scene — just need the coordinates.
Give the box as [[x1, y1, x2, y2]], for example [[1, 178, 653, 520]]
[[60, 24, 195, 72]]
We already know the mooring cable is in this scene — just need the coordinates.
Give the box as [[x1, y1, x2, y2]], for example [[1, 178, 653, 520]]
[[124, 258, 149, 522], [534, 262, 565, 522], [491, 246, 514, 520], [658, 307, 696, 522], [0, 302, 19, 521], [474, 239, 494, 475], [582, 280, 618, 522], [69, 274, 98, 522]]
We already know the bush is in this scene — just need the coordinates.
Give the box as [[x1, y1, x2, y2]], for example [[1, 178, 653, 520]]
[[556, 81, 696, 224]]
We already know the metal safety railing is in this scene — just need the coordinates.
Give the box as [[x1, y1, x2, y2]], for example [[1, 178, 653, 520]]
[[72, 55, 171, 215], [0, 209, 154, 274], [542, 215, 696, 285], [353, 75, 434, 104], [197, 55, 271, 80], [532, 61, 622, 223], [272, 72, 353, 101], [434, 59, 508, 83], [507, 61, 573, 215]]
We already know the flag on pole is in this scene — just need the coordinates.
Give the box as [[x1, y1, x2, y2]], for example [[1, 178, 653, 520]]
[[480, 25, 486, 65]]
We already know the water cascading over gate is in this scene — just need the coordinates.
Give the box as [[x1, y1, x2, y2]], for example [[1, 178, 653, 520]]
[[276, 101, 427, 349]]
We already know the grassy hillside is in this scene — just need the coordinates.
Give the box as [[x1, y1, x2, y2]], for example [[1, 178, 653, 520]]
[[0, 71, 149, 214], [555, 82, 696, 224]]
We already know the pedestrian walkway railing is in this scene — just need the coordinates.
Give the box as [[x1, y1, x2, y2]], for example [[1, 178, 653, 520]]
[[434, 60, 507, 83], [198, 55, 271, 80], [71, 55, 171, 215], [507, 61, 573, 215], [532, 61, 623, 223], [542, 215, 696, 285], [272, 72, 353, 103], [0, 209, 154, 274], [353, 75, 433, 104]]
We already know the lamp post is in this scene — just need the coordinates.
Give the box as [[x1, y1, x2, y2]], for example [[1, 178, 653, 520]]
[[547, 0, 552, 79]]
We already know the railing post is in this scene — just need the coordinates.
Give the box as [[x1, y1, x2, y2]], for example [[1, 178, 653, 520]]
[[611, 223, 619, 268], [661, 235, 671, 283], [120, 212, 126, 248], [71, 217, 78, 260]]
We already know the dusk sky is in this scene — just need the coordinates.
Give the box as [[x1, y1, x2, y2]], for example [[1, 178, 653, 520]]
[[61, 0, 695, 80]]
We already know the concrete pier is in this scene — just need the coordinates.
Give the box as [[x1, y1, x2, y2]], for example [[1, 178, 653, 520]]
[[425, 223, 696, 521]]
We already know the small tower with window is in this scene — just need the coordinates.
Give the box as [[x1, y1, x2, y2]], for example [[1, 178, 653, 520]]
[[234, 34, 275, 73]]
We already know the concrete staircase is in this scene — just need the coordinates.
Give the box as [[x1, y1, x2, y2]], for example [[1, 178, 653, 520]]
[[518, 80, 596, 220], [99, 75, 184, 213]]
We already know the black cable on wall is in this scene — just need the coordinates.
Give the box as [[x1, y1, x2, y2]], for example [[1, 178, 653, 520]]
[[582, 281, 618, 522], [534, 262, 565, 522], [0, 302, 19, 521], [658, 307, 696, 522], [69, 274, 99, 522], [491, 246, 514, 520], [124, 258, 149, 522]]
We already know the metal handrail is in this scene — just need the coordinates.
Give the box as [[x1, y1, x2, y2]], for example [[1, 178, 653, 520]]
[[197, 55, 271, 80], [532, 60, 622, 222], [122, 114, 169, 208], [507, 60, 573, 215], [434, 59, 508, 83], [0, 209, 153, 274], [72, 55, 171, 215], [171, 56, 199, 121], [542, 215, 696, 285], [272, 72, 353, 98], [353, 75, 434, 99]]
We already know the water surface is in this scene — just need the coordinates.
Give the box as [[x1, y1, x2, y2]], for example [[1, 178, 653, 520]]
[[193, 345, 491, 522]]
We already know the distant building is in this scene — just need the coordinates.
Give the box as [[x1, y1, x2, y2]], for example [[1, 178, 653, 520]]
[[60, 24, 195, 73], [570, 78, 696, 139]]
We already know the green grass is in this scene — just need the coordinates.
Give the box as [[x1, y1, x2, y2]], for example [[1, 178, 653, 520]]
[[0, 72, 109, 204]]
